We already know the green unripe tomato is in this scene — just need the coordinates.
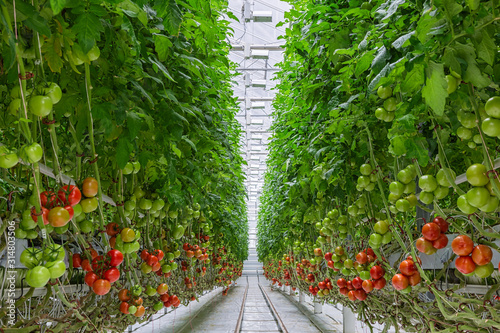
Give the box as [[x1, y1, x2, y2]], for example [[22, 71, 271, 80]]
[[139, 198, 152, 210], [436, 168, 456, 187], [479, 195, 498, 213], [485, 96, 500, 118], [395, 199, 411, 212], [15, 228, 27, 239], [383, 111, 395, 122], [381, 232, 392, 244], [123, 162, 134, 175], [466, 164, 489, 187], [481, 118, 500, 137], [359, 164, 372, 176], [418, 175, 438, 192], [389, 181, 404, 196], [457, 195, 477, 214], [375, 107, 387, 121], [383, 97, 397, 112], [433, 186, 449, 200], [457, 127, 472, 140], [43, 82, 62, 104], [466, 186, 490, 208], [419, 191, 434, 205], [0, 147, 19, 169], [445, 75, 459, 94], [377, 86, 392, 99], [29, 95, 53, 117]]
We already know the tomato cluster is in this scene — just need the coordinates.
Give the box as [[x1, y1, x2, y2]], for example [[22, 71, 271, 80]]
[[451, 235, 494, 278], [31, 185, 82, 229], [22, 244, 67, 288], [416, 216, 449, 255], [392, 256, 422, 293], [79, 249, 123, 295]]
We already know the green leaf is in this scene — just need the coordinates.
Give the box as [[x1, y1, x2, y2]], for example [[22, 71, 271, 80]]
[[474, 29, 495, 66], [116, 136, 132, 169], [41, 35, 63, 72], [392, 32, 414, 50], [355, 51, 375, 77], [126, 111, 143, 139], [416, 10, 444, 44], [16, 0, 52, 37], [155, 0, 183, 35], [73, 12, 104, 53], [465, 0, 479, 11], [422, 61, 448, 116], [171, 143, 182, 158], [371, 46, 390, 72], [50, 0, 66, 13], [405, 138, 429, 166], [401, 64, 424, 93], [377, 0, 405, 21], [149, 56, 176, 82], [437, 0, 463, 17], [154, 34, 173, 62]]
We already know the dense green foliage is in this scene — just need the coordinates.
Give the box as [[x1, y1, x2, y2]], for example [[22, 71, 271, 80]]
[[258, 0, 500, 331], [0, 0, 247, 330]]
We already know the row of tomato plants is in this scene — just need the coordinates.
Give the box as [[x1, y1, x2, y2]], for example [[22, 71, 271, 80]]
[[0, 0, 247, 331], [258, 0, 500, 332]]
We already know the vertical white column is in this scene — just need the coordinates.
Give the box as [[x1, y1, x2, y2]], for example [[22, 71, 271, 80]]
[[299, 290, 305, 304], [343, 306, 356, 333], [313, 300, 322, 314]]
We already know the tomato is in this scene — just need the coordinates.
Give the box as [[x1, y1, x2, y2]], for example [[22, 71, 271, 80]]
[[57, 185, 81, 206], [373, 277, 386, 290], [445, 75, 459, 94], [106, 249, 123, 267], [93, 279, 111, 295], [418, 175, 438, 192], [154, 249, 165, 261], [84, 272, 98, 287], [172, 225, 185, 239], [103, 267, 120, 283], [369, 233, 382, 247], [29, 95, 53, 117], [119, 302, 130, 314], [432, 234, 449, 249], [48, 207, 70, 227], [80, 197, 98, 213], [134, 186, 146, 199], [87, 45, 100, 61], [361, 280, 373, 293], [157, 283, 169, 295], [134, 305, 145, 317], [422, 223, 441, 241], [457, 195, 477, 214], [399, 260, 417, 276], [140, 249, 150, 261], [130, 297, 143, 306], [353, 289, 367, 301], [377, 86, 392, 99], [485, 96, 500, 118], [152, 199, 165, 211], [139, 198, 152, 210], [383, 97, 397, 112], [479, 195, 499, 212], [43, 244, 65, 262], [121, 228, 136, 242], [106, 222, 120, 237], [123, 162, 134, 175], [146, 255, 159, 266], [466, 164, 489, 186], [466, 186, 490, 208], [373, 220, 389, 234], [419, 191, 434, 205], [432, 216, 448, 233], [347, 290, 357, 301], [45, 260, 66, 279], [82, 177, 99, 197], [81, 259, 92, 272], [79, 220, 94, 233], [451, 235, 474, 256], [92, 256, 110, 275], [153, 301, 164, 311], [40, 191, 56, 208], [131, 285, 142, 296], [20, 248, 42, 269], [471, 245, 493, 266], [72, 254, 82, 268], [118, 289, 131, 302], [355, 252, 367, 265], [391, 274, 409, 291], [43, 82, 62, 104], [22, 143, 43, 163], [369, 265, 384, 280], [26, 266, 51, 288], [408, 271, 421, 286], [474, 262, 494, 278], [455, 256, 476, 274], [151, 262, 161, 272], [481, 117, 500, 137], [128, 305, 137, 315], [141, 262, 152, 274], [352, 277, 363, 290]]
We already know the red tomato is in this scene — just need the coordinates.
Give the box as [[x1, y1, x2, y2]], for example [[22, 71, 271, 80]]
[[347, 290, 357, 301], [160, 293, 170, 302], [339, 287, 349, 296], [324, 252, 333, 261], [107, 249, 124, 267], [72, 253, 82, 268], [432, 234, 448, 249], [471, 245, 493, 266], [432, 216, 449, 233], [347, 281, 353, 290], [327, 260, 334, 268], [354, 289, 367, 301], [422, 223, 441, 241], [154, 249, 165, 261], [57, 185, 82, 207], [81, 259, 92, 272], [84, 272, 98, 287], [356, 252, 368, 264], [92, 256, 110, 275], [147, 255, 159, 267], [366, 248, 375, 257], [106, 222, 120, 237], [140, 250, 150, 261], [119, 302, 130, 314], [89, 248, 98, 260], [352, 277, 363, 290], [31, 206, 49, 225], [455, 256, 476, 274], [362, 280, 374, 293], [93, 279, 111, 295], [64, 205, 74, 220], [373, 277, 386, 290], [408, 271, 421, 286], [109, 237, 116, 249], [399, 260, 417, 276], [337, 278, 347, 288], [118, 289, 131, 302], [103, 267, 120, 283], [318, 281, 326, 290], [40, 190, 57, 208], [48, 206, 70, 227], [370, 265, 385, 280], [157, 283, 169, 295], [451, 235, 474, 256], [391, 274, 409, 291]]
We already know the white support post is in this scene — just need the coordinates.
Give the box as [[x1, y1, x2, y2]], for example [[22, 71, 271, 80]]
[[289, 286, 294, 296], [299, 290, 305, 304], [313, 300, 322, 314], [343, 306, 356, 333]]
